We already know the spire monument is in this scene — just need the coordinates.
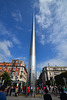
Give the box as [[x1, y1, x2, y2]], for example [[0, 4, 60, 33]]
[[27, 13, 37, 92]]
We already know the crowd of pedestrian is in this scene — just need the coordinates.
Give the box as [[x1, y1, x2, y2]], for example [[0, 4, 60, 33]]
[[0, 83, 67, 100]]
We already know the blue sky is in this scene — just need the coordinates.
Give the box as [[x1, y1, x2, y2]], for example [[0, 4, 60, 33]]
[[0, 0, 67, 78]]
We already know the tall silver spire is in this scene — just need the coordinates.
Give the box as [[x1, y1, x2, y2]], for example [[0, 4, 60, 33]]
[[28, 13, 36, 89]]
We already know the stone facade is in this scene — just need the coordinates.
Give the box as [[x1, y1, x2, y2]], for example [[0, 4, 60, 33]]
[[0, 60, 27, 85], [39, 65, 67, 83]]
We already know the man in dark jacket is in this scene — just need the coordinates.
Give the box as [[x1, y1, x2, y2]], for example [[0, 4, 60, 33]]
[[44, 88, 52, 100], [0, 85, 6, 100], [60, 88, 67, 100]]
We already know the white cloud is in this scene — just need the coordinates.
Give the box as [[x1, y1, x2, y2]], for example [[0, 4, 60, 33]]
[[37, 58, 67, 69], [16, 26, 23, 30], [0, 23, 10, 35], [14, 56, 26, 61], [40, 34, 45, 45], [36, 0, 67, 72], [0, 23, 20, 45], [12, 11, 22, 22], [36, 0, 53, 29], [0, 40, 13, 61], [13, 35, 20, 44]]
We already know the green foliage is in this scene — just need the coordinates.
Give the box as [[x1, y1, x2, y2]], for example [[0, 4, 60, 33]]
[[2, 72, 11, 85], [55, 71, 67, 85]]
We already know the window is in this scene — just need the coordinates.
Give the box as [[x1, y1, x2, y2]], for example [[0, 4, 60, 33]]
[[10, 68, 12, 70], [13, 67, 15, 71], [18, 64, 19, 66], [15, 76, 18, 80], [16, 71, 18, 75], [53, 68, 56, 70], [49, 72, 51, 75], [21, 71, 23, 75], [17, 68, 19, 70], [12, 64, 13, 66], [54, 72, 59, 75], [60, 68, 62, 70], [9, 72, 11, 75], [12, 72, 14, 75]]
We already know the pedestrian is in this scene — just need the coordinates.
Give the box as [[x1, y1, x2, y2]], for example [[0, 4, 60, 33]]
[[15, 86, 18, 97], [44, 88, 52, 100], [27, 86, 30, 96], [0, 85, 6, 100], [10, 86, 12, 96], [60, 88, 67, 100], [30, 86, 33, 96]]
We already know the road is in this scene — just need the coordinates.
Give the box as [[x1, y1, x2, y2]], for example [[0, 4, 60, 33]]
[[7, 94, 60, 100]]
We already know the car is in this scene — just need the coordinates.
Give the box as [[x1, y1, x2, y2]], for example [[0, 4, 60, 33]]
[[64, 89, 67, 94]]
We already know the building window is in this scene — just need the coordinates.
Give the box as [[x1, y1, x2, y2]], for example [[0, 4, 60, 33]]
[[60, 68, 62, 70], [54, 72, 59, 75], [13, 67, 15, 71], [17, 68, 19, 70], [21, 71, 23, 75], [10, 68, 12, 70], [49, 72, 51, 75], [12, 64, 13, 66], [63, 68, 65, 70], [18, 64, 19, 66], [16, 71, 18, 75], [12, 72, 14, 75], [15, 76, 18, 80], [9, 72, 11, 75], [53, 68, 56, 70]]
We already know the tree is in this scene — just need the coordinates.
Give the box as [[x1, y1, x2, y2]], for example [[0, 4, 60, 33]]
[[2, 72, 11, 86], [55, 71, 67, 85]]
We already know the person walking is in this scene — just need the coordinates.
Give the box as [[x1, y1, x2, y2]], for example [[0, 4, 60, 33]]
[[60, 88, 67, 100], [15, 86, 18, 97], [0, 85, 6, 100], [44, 88, 52, 100], [27, 86, 30, 96], [30, 86, 33, 96]]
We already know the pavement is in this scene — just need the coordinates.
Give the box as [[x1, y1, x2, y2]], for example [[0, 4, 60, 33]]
[[7, 94, 60, 100]]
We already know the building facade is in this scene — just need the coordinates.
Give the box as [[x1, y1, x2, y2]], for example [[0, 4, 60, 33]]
[[39, 65, 67, 84], [0, 60, 27, 86]]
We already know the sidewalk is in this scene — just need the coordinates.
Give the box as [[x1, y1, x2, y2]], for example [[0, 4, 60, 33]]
[[7, 94, 60, 100]]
